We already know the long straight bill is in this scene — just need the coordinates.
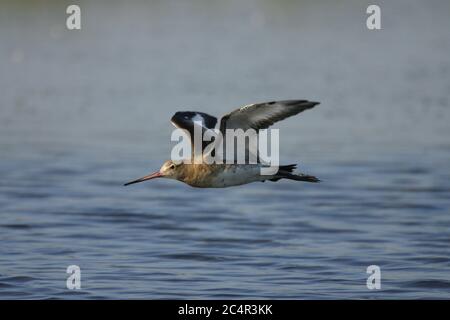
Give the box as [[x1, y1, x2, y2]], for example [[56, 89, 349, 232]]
[[124, 171, 162, 186]]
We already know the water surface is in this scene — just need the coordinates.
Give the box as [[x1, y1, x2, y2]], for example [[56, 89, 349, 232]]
[[1, 0, 450, 299]]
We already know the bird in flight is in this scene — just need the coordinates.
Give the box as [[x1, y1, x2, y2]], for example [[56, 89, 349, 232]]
[[124, 100, 320, 188]]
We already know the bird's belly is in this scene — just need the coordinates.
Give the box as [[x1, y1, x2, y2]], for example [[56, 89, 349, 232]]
[[207, 165, 262, 188]]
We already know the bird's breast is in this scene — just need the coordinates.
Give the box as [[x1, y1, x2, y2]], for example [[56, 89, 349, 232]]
[[183, 164, 262, 188]]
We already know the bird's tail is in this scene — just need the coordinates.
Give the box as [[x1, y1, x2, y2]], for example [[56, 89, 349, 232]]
[[269, 164, 320, 183]]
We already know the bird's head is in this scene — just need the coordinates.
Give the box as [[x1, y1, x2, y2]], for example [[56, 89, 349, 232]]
[[124, 160, 183, 186]]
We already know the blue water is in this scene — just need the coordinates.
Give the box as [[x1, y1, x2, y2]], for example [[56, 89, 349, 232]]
[[1, 0, 450, 299]]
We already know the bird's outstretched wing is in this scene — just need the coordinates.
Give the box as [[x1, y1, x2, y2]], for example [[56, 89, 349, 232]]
[[218, 100, 319, 164], [171, 111, 218, 157], [170, 100, 319, 164], [219, 100, 319, 132]]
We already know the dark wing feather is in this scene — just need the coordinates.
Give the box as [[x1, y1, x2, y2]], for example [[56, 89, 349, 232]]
[[171, 111, 218, 155], [218, 100, 319, 164], [220, 100, 319, 132]]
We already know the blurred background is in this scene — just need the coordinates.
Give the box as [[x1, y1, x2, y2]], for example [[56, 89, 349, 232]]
[[1, 0, 449, 299]]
